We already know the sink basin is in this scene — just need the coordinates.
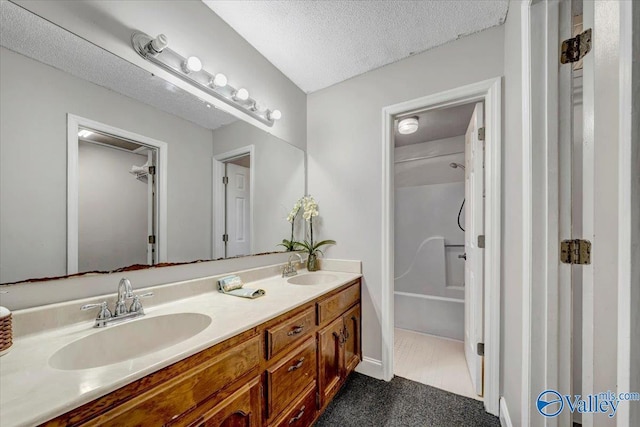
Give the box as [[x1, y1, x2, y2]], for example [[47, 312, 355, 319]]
[[49, 313, 211, 370], [287, 273, 338, 285]]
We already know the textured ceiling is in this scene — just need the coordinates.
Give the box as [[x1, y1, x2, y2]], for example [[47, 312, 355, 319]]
[[395, 103, 476, 147], [204, 0, 508, 93], [0, 2, 236, 131]]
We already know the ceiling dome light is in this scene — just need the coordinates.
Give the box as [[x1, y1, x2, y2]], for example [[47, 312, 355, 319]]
[[398, 116, 419, 135], [268, 109, 282, 121], [210, 73, 227, 88], [233, 88, 249, 101], [183, 56, 202, 73]]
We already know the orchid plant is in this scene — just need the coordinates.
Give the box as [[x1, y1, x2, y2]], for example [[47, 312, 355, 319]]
[[294, 195, 335, 270], [278, 198, 302, 251]]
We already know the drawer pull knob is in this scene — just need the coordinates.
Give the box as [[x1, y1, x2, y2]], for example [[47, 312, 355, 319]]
[[287, 326, 304, 336], [288, 357, 305, 372], [289, 406, 306, 424]]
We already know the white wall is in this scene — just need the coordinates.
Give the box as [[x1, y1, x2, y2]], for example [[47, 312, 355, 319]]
[[12, 0, 306, 148], [211, 121, 306, 255], [307, 25, 504, 366], [78, 142, 148, 272], [0, 47, 213, 283], [500, 1, 524, 421]]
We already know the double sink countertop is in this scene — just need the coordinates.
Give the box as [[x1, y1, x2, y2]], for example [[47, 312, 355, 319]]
[[0, 261, 361, 427]]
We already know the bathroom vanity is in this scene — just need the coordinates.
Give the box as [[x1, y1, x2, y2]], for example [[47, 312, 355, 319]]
[[0, 266, 361, 427]]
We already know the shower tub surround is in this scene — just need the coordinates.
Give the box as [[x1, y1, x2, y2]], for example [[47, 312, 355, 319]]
[[0, 259, 361, 426]]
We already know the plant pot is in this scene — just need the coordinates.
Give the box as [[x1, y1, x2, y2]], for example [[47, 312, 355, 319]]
[[307, 253, 319, 271]]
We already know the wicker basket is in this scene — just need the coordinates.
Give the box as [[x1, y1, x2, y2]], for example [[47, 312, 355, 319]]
[[0, 307, 11, 356]]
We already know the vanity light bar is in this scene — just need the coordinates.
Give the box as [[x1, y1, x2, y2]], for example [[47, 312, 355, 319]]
[[131, 32, 280, 127]]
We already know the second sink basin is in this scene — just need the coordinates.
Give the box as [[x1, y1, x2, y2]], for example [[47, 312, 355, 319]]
[[49, 312, 212, 370], [287, 273, 338, 285]]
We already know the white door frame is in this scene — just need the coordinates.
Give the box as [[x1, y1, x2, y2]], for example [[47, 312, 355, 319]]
[[212, 145, 255, 259], [523, 1, 636, 426], [381, 77, 502, 416], [66, 114, 168, 274]]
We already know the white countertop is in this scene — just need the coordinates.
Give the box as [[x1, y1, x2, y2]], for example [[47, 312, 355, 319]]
[[0, 269, 361, 427]]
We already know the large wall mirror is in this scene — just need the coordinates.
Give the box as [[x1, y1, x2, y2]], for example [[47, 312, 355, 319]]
[[0, 3, 305, 285]]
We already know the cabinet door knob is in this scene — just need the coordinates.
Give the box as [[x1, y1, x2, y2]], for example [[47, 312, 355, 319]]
[[288, 357, 305, 372], [288, 405, 306, 424], [287, 326, 304, 336]]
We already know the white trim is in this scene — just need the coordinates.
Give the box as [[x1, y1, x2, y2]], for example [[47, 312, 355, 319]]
[[381, 77, 502, 416], [355, 357, 384, 380], [66, 114, 168, 274], [500, 397, 514, 427], [213, 145, 256, 259], [617, 1, 634, 425], [520, 3, 532, 425], [394, 292, 463, 304]]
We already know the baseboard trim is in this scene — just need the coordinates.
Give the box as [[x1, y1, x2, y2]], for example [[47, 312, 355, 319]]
[[355, 357, 384, 380], [500, 397, 513, 427]]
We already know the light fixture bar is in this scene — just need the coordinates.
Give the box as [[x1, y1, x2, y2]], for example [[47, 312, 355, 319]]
[[132, 32, 278, 127]]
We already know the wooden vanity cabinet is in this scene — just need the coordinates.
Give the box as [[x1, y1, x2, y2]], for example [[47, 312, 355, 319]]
[[41, 278, 361, 427]]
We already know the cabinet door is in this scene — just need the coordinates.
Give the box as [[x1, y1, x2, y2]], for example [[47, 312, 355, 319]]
[[343, 304, 361, 375], [317, 316, 344, 407], [186, 377, 261, 427]]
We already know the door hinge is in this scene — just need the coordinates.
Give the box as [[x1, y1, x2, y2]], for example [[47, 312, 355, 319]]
[[222, 176, 229, 185], [148, 235, 156, 244], [222, 233, 229, 243], [560, 239, 591, 265], [147, 165, 156, 176], [477, 343, 485, 356], [561, 28, 592, 64], [478, 127, 485, 141], [477, 235, 485, 249]]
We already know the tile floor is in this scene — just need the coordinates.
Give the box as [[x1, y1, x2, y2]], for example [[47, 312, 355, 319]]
[[393, 327, 481, 401]]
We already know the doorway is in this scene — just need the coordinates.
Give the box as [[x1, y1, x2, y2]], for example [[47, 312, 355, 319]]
[[381, 78, 502, 416], [213, 146, 255, 259], [66, 114, 168, 274], [392, 101, 482, 400]]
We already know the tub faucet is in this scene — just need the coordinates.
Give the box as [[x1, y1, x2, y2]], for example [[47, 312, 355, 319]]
[[282, 253, 303, 277]]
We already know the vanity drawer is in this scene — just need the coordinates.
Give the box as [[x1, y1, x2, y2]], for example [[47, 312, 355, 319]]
[[266, 337, 316, 419], [317, 281, 360, 325], [269, 383, 316, 427], [266, 307, 315, 359], [77, 335, 261, 427]]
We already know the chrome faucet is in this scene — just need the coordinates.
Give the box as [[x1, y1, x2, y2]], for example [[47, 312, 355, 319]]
[[282, 253, 303, 277], [81, 277, 153, 328]]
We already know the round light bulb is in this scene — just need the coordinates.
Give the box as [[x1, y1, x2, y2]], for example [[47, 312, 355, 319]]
[[211, 73, 227, 88], [234, 88, 249, 101], [398, 117, 419, 134], [269, 109, 282, 121], [184, 56, 202, 73]]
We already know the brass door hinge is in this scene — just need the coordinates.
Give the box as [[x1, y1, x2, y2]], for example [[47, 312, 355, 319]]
[[477, 343, 485, 356], [478, 127, 485, 141], [148, 235, 156, 244], [560, 239, 591, 264], [561, 28, 592, 64], [477, 235, 485, 249]]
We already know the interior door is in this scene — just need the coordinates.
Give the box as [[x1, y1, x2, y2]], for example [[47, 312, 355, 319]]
[[225, 163, 251, 257], [464, 102, 484, 396]]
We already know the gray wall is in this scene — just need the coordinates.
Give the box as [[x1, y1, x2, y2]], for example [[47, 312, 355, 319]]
[[78, 142, 148, 272], [307, 24, 505, 369], [0, 47, 214, 283], [211, 121, 305, 255]]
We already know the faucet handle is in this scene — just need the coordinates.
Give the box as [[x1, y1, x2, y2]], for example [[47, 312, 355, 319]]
[[81, 301, 112, 320], [129, 292, 153, 314]]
